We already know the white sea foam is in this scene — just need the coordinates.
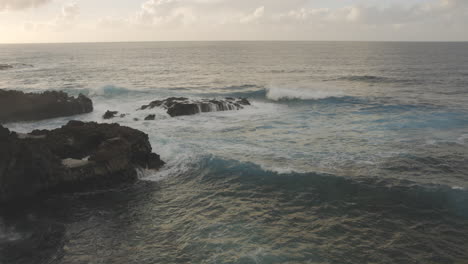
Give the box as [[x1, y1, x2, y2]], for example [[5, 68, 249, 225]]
[[456, 134, 468, 145], [87, 85, 132, 97], [141, 142, 200, 182], [0, 219, 22, 242], [265, 85, 344, 101], [260, 165, 303, 175]]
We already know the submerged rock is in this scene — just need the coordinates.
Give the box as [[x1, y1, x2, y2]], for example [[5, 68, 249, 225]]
[[103, 110, 119, 119], [141, 97, 251, 117], [144, 114, 156, 121], [0, 90, 93, 123], [0, 64, 13, 70], [0, 63, 33, 70], [103, 111, 127, 119], [0, 121, 165, 202]]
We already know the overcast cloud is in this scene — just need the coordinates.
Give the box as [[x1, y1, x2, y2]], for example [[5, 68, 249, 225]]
[[1, 0, 467, 43], [0, 0, 52, 11]]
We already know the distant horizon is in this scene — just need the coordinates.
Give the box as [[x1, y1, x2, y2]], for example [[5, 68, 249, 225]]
[[2, 40, 468, 45]]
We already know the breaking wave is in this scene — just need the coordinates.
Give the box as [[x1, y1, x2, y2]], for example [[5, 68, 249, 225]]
[[164, 156, 468, 218], [88, 85, 143, 97], [265, 86, 345, 101], [205, 85, 346, 102]]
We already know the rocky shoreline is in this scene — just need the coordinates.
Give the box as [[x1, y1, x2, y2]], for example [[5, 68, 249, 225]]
[[0, 121, 164, 203], [140, 97, 251, 117], [0, 90, 93, 123], [0, 89, 164, 203], [0, 89, 251, 203], [104, 97, 251, 120]]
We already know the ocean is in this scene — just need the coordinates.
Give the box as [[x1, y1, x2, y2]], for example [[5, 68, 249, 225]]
[[1, 42, 468, 263]]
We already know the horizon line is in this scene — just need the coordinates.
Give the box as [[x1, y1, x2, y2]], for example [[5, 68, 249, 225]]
[[1, 40, 468, 45]]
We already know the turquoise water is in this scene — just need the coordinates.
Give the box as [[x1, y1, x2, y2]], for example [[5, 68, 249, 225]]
[[1, 42, 468, 263]]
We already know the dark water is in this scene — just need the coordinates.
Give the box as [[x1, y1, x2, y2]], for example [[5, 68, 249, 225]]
[[1, 42, 468, 263]]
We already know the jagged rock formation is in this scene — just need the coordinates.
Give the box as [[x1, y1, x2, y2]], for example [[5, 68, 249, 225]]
[[103, 110, 119, 119], [0, 90, 93, 123], [140, 97, 251, 117], [103, 110, 127, 119], [144, 114, 156, 121], [0, 121, 164, 202]]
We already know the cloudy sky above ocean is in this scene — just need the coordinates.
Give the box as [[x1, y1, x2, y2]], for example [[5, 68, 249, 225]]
[[0, 0, 466, 43]]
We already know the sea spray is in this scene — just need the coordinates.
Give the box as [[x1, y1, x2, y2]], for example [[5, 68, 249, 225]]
[[265, 85, 344, 101]]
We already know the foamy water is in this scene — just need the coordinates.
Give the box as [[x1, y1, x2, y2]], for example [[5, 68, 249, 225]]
[[1, 42, 468, 264], [266, 85, 344, 101]]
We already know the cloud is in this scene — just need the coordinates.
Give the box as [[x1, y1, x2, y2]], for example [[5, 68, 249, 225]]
[[0, 0, 52, 11], [275, 0, 468, 26], [80, 0, 467, 42], [127, 0, 468, 29], [15, 0, 465, 42], [23, 2, 80, 31], [240, 6, 264, 24], [132, 0, 197, 27], [60, 2, 79, 20], [97, 17, 129, 29]]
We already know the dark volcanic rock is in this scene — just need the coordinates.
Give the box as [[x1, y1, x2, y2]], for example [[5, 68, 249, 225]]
[[103, 111, 127, 119], [144, 114, 156, 121], [140, 97, 251, 117], [0, 90, 93, 123], [103, 110, 119, 119], [0, 121, 165, 202]]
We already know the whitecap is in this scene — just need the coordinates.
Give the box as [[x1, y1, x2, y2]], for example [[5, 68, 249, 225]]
[[88, 85, 133, 97], [0, 219, 23, 242], [265, 85, 344, 101], [456, 134, 468, 145]]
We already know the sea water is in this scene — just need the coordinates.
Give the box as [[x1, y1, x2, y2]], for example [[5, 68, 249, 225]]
[[1, 42, 468, 264]]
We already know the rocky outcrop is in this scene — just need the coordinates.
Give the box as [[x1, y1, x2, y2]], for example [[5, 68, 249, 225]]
[[0, 64, 14, 70], [0, 121, 164, 202], [103, 110, 127, 120], [140, 97, 251, 117], [103, 110, 118, 119], [0, 90, 93, 123], [144, 114, 156, 121]]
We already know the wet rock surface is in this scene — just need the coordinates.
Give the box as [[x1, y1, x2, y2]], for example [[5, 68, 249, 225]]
[[140, 97, 251, 117], [0, 90, 93, 123], [103, 111, 127, 119], [103, 110, 119, 119], [144, 114, 156, 121], [0, 121, 165, 203]]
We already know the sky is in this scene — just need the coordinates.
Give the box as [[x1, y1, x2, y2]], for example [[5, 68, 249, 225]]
[[0, 0, 467, 43]]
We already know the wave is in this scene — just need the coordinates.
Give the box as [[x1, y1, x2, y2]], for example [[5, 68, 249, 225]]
[[204, 85, 347, 102], [265, 86, 344, 101], [61, 85, 157, 99], [331, 75, 416, 84], [269, 69, 307, 74], [358, 103, 439, 114], [170, 156, 468, 218], [88, 85, 139, 97], [222, 84, 259, 90]]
